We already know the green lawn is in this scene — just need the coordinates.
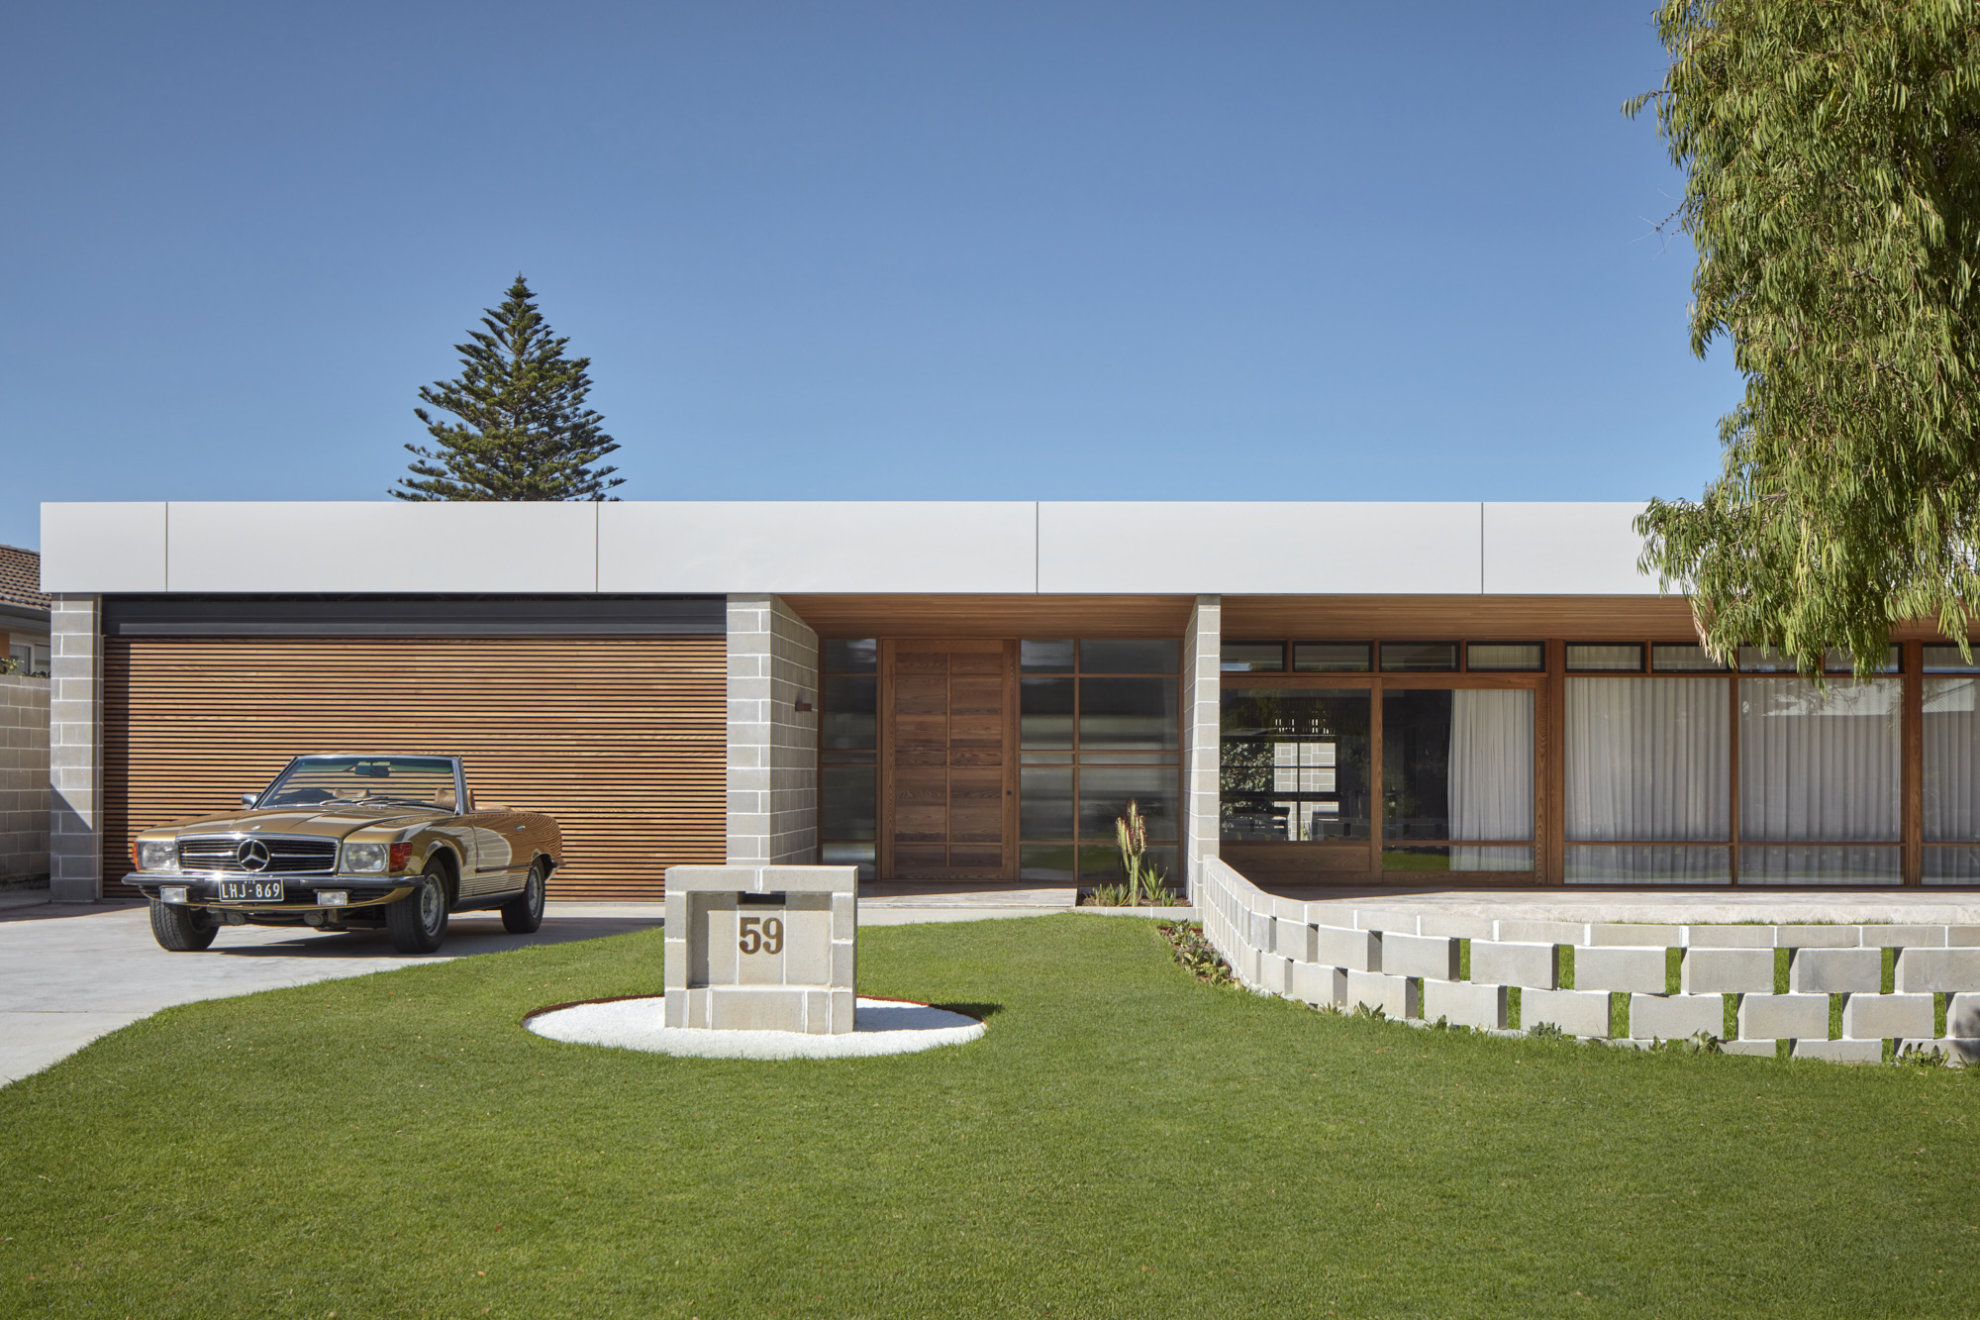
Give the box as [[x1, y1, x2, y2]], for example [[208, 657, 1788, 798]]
[[4, 916, 1979, 1318]]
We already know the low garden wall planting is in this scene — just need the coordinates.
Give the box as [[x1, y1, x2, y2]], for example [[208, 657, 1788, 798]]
[[1198, 857, 1980, 1063]]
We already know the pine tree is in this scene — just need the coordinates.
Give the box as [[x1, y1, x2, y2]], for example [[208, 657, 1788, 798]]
[[393, 275, 624, 501]]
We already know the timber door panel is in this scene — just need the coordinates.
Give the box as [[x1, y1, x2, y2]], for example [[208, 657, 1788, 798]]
[[881, 640, 1017, 881]]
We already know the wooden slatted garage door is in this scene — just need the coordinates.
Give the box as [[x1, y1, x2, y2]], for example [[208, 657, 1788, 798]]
[[103, 636, 725, 900]]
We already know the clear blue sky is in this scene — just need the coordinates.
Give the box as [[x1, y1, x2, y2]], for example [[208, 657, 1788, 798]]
[[0, 1, 1734, 551]]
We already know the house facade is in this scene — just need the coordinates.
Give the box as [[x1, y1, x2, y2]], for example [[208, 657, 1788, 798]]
[[37, 500, 1980, 903]]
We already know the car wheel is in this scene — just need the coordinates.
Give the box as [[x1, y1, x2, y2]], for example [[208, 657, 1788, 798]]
[[500, 859, 547, 935], [148, 899, 219, 952], [385, 864, 450, 954]]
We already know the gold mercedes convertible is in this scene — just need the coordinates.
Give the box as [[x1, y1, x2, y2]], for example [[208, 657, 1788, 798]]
[[123, 754, 562, 954]]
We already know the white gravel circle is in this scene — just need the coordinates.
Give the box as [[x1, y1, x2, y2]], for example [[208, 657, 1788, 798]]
[[525, 995, 985, 1059]]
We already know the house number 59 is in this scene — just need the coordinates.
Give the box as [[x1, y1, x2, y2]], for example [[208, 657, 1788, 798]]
[[738, 916, 784, 955]]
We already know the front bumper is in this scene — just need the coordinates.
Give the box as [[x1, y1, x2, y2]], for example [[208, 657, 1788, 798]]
[[122, 873, 417, 912]]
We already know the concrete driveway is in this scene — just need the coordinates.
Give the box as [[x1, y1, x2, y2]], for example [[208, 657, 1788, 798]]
[[0, 895, 665, 1086], [0, 883, 1104, 1088]]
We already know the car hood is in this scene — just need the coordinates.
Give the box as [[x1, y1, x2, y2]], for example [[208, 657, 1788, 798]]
[[162, 803, 452, 839]]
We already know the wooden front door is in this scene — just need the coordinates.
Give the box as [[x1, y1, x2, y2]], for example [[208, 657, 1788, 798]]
[[881, 639, 1018, 881]]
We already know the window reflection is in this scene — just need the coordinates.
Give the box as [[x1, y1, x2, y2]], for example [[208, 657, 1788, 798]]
[[1220, 688, 1371, 841], [1021, 677, 1075, 749], [1079, 677, 1179, 751]]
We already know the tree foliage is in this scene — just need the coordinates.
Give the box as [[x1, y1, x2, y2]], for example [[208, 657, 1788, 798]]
[[393, 275, 623, 502], [1631, 0, 1980, 671]]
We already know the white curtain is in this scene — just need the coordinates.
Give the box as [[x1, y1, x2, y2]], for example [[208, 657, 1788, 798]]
[[1567, 678, 1729, 839], [1739, 678, 1900, 885], [1925, 677, 1980, 840], [1565, 678, 1729, 883], [1448, 689, 1532, 871]]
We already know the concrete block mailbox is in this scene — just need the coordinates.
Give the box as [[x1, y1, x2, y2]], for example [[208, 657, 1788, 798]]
[[664, 865, 858, 1034]]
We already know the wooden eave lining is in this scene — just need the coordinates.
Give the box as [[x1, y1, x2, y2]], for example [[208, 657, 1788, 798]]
[[103, 636, 725, 901]]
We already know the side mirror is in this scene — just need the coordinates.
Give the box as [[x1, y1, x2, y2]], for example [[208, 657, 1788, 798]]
[[240, 793, 259, 808]]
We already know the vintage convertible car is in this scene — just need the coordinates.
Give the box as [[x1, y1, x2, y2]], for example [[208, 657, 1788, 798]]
[[123, 754, 562, 954]]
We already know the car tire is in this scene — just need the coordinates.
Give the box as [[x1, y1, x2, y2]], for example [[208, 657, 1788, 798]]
[[148, 900, 219, 952], [500, 859, 547, 935], [386, 864, 450, 954]]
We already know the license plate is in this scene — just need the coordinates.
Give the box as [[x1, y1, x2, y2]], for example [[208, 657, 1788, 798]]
[[219, 879, 284, 902]]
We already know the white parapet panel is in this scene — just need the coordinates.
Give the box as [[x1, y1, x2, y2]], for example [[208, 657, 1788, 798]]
[[1480, 502, 1658, 595], [1036, 502, 1483, 595], [599, 502, 1038, 593], [40, 503, 168, 592], [163, 502, 600, 593]]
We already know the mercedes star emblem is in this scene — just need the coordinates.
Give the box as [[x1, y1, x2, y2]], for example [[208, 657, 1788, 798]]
[[236, 838, 272, 872]]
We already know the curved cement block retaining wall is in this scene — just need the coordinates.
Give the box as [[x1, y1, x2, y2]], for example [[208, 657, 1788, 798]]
[[1199, 858, 1980, 1064]]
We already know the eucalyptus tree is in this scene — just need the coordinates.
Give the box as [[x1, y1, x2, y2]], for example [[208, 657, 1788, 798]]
[[1632, 0, 1980, 671]]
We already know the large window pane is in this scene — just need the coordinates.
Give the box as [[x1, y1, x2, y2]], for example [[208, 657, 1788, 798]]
[[1021, 676, 1075, 749], [1382, 689, 1533, 851], [1079, 676, 1178, 751], [1739, 678, 1900, 842], [1220, 688, 1370, 841], [822, 675, 877, 750], [1924, 677, 1980, 841], [1077, 766, 1178, 843], [1566, 678, 1729, 842]]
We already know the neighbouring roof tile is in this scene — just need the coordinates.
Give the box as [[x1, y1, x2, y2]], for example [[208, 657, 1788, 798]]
[[0, 545, 48, 612]]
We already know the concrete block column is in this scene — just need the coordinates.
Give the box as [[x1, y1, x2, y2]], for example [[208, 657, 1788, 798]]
[[48, 595, 102, 902], [1180, 595, 1220, 904], [725, 595, 820, 867]]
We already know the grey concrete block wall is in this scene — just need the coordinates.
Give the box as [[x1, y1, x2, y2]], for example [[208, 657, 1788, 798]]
[[1195, 854, 1980, 1065], [0, 675, 50, 883], [48, 595, 101, 902], [1180, 595, 1220, 903], [725, 595, 819, 867]]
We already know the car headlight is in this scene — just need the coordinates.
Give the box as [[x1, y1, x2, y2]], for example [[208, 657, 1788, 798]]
[[341, 842, 387, 873], [137, 840, 178, 872]]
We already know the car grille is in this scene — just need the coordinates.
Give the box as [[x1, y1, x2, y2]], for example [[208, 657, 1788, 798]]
[[178, 836, 339, 874]]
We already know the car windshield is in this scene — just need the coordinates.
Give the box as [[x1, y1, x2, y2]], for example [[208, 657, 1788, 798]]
[[259, 756, 459, 811]]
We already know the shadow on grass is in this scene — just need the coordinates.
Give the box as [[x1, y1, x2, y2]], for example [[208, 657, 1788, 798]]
[[937, 1001, 1005, 1021]]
